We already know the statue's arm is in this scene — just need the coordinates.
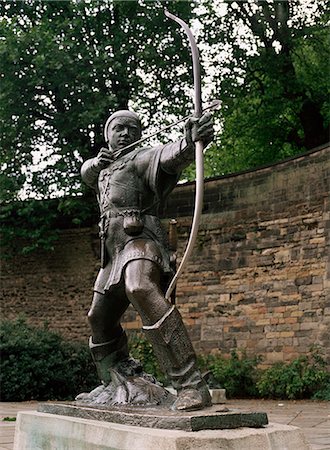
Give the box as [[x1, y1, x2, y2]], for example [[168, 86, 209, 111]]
[[81, 147, 113, 189], [80, 158, 100, 189], [160, 112, 214, 175], [159, 138, 194, 175]]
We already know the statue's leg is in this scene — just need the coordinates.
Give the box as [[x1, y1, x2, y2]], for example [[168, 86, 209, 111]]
[[76, 290, 130, 402], [125, 259, 211, 411], [88, 290, 129, 344]]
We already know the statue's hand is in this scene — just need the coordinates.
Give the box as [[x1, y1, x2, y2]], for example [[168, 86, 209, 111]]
[[185, 112, 214, 147], [93, 147, 113, 171]]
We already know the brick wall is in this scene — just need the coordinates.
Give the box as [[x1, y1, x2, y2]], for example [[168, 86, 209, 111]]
[[1, 145, 329, 365], [2, 228, 99, 341]]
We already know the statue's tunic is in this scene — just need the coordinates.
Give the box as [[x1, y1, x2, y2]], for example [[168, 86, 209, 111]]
[[81, 141, 186, 294]]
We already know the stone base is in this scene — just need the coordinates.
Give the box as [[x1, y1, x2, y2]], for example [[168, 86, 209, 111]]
[[165, 387, 227, 404], [38, 402, 267, 431], [14, 411, 311, 450]]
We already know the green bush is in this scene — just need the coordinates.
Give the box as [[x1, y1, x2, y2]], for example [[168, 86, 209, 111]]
[[199, 350, 262, 398], [2, 318, 329, 402], [129, 333, 167, 385], [312, 384, 330, 401], [0, 318, 98, 401], [257, 352, 330, 400]]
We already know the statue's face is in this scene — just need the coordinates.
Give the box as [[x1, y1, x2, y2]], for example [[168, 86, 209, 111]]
[[107, 117, 141, 153]]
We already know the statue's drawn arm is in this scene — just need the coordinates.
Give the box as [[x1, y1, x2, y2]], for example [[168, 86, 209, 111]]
[[81, 147, 113, 190], [81, 158, 100, 190]]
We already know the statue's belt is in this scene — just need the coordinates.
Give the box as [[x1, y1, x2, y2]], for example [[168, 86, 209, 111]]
[[100, 207, 144, 221], [99, 208, 161, 238]]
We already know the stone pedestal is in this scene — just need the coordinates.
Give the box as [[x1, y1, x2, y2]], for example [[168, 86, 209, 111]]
[[38, 402, 267, 431], [14, 410, 311, 450], [166, 387, 227, 404]]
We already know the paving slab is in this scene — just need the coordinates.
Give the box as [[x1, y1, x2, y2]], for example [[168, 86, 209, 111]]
[[0, 402, 38, 450], [229, 399, 330, 450]]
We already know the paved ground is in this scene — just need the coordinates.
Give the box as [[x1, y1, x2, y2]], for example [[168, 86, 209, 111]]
[[0, 399, 329, 449], [230, 399, 330, 450]]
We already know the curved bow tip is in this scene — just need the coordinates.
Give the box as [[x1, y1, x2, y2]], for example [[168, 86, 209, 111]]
[[164, 9, 176, 21]]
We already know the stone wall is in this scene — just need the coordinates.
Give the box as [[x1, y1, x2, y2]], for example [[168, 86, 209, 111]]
[[1, 145, 329, 366], [2, 228, 99, 341]]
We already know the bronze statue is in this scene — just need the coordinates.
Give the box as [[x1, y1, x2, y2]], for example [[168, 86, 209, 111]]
[[77, 109, 214, 411]]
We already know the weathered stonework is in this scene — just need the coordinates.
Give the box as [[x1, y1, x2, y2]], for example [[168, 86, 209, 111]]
[[1, 146, 329, 366]]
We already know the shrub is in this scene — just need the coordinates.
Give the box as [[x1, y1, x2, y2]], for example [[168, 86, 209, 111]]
[[2, 318, 329, 402], [312, 384, 330, 401], [0, 317, 97, 401], [257, 351, 330, 400], [129, 333, 167, 385], [199, 350, 262, 398]]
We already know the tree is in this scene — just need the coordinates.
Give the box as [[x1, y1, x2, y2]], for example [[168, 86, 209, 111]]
[[0, 0, 194, 202], [2, 1, 329, 253], [201, 0, 329, 176], [0, 0, 198, 253]]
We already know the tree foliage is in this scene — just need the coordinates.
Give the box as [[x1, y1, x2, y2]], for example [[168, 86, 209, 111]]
[[1, 0, 329, 252], [201, 0, 329, 176], [0, 0, 194, 202], [1, 0, 329, 194], [0, 0, 197, 252]]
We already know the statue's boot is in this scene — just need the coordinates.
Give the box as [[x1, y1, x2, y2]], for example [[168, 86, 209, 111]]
[[143, 306, 212, 411], [75, 332, 129, 402]]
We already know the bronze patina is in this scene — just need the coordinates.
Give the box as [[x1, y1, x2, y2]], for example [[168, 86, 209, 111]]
[[77, 10, 214, 412], [77, 108, 213, 411]]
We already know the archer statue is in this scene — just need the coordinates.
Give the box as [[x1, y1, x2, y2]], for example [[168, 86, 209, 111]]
[[76, 11, 214, 412]]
